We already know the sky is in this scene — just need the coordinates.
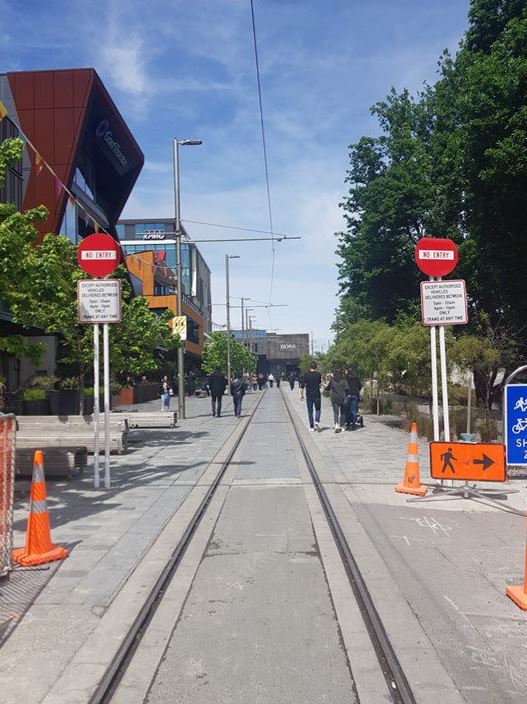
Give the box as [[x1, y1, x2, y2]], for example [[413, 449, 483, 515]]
[[0, 0, 470, 350]]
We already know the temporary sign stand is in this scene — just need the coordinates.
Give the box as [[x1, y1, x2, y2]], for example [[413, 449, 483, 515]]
[[77, 233, 122, 490], [407, 441, 524, 515]]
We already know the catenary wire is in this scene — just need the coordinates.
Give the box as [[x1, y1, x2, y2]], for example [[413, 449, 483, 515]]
[[249, 0, 277, 322]]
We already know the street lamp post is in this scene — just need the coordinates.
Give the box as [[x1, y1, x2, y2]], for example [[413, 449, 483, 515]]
[[225, 255, 240, 384], [173, 137, 201, 420]]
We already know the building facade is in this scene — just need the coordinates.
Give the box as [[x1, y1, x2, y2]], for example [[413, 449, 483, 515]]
[[0, 68, 143, 390], [0, 68, 144, 243], [118, 219, 212, 366], [232, 330, 310, 378]]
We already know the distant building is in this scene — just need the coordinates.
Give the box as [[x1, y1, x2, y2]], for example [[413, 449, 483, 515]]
[[118, 219, 212, 367], [231, 330, 310, 378]]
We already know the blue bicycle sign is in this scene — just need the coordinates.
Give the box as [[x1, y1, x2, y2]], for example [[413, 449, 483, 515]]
[[504, 384, 527, 465]]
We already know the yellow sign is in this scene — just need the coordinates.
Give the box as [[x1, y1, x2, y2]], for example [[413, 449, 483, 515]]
[[171, 315, 187, 340]]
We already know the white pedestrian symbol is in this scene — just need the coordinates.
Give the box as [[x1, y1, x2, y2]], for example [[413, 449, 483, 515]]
[[514, 397, 527, 412]]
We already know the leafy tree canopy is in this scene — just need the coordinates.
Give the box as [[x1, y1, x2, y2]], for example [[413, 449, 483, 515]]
[[201, 331, 256, 375]]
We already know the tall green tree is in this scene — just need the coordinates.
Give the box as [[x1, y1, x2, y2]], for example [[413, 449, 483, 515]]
[[201, 332, 256, 375]]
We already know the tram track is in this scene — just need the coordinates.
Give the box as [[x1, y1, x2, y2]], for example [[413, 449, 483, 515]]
[[90, 387, 416, 704], [89, 391, 266, 704], [281, 389, 416, 704]]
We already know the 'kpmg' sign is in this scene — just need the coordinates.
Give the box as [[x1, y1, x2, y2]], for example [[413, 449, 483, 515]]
[[504, 384, 527, 466]]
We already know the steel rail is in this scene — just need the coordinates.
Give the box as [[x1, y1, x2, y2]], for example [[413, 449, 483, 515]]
[[281, 391, 417, 704], [90, 391, 266, 704]]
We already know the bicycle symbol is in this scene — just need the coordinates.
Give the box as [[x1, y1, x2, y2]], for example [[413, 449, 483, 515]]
[[512, 418, 527, 434]]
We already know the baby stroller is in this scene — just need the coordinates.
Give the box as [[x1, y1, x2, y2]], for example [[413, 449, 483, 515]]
[[344, 395, 364, 430]]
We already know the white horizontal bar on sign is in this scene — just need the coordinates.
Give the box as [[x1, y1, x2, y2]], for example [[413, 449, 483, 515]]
[[418, 250, 454, 260], [81, 251, 118, 260]]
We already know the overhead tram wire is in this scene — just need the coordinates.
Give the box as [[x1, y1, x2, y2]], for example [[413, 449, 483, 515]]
[[250, 0, 277, 322]]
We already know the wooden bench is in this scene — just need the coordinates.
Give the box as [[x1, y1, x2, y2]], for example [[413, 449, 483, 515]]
[[16, 433, 126, 454], [120, 411, 177, 429], [16, 447, 87, 480], [16, 415, 128, 454]]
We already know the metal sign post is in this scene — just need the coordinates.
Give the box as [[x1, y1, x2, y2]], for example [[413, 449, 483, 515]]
[[77, 233, 121, 490], [103, 323, 111, 489], [93, 324, 100, 488]]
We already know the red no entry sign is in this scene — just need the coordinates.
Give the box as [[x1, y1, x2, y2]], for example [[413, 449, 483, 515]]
[[415, 237, 458, 277], [77, 233, 121, 277]]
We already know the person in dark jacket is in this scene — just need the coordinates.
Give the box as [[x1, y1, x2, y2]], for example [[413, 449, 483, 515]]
[[325, 370, 348, 432], [230, 373, 246, 417], [345, 367, 362, 429], [288, 371, 296, 391], [300, 362, 322, 431], [208, 367, 227, 417]]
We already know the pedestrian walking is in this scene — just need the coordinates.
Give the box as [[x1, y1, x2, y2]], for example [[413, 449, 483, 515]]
[[345, 366, 362, 430], [159, 377, 172, 412], [268, 372, 275, 388], [208, 367, 227, 417], [325, 370, 348, 433], [300, 361, 322, 431], [276, 374, 281, 388], [288, 371, 295, 391], [257, 372, 265, 391], [252, 373, 258, 391], [230, 372, 246, 417]]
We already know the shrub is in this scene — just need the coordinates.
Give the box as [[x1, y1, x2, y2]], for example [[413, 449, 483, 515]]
[[59, 377, 79, 389], [22, 388, 46, 401]]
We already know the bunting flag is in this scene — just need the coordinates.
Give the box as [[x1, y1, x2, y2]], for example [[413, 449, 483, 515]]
[[68, 194, 75, 208], [0, 99, 7, 121], [34, 152, 43, 175], [54, 175, 62, 199]]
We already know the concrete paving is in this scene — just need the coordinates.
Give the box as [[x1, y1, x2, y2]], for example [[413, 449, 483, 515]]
[[145, 390, 359, 704], [286, 386, 527, 704], [0, 391, 260, 704]]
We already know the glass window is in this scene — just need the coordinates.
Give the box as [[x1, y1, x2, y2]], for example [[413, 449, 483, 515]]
[[74, 167, 95, 200], [115, 224, 125, 238], [59, 197, 78, 243]]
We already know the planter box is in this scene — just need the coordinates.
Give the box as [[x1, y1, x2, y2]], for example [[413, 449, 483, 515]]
[[82, 396, 105, 415], [23, 398, 50, 415], [118, 387, 134, 405], [48, 389, 82, 416]]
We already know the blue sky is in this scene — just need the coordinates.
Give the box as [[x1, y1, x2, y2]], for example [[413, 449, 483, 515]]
[[0, 0, 469, 348]]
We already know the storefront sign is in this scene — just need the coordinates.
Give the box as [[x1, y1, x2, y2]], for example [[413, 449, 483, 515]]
[[78, 279, 121, 324], [95, 119, 130, 174], [143, 232, 166, 240], [280, 344, 297, 351]]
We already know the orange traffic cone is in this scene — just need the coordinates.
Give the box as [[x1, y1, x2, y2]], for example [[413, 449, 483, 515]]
[[395, 423, 428, 497], [506, 539, 527, 610], [12, 450, 68, 567]]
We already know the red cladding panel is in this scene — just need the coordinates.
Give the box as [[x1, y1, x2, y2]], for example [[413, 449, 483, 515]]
[[53, 108, 75, 164], [73, 71, 92, 107], [34, 73, 54, 109], [53, 71, 74, 109]]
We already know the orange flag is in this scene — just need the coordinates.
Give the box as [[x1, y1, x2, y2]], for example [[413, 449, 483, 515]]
[[0, 99, 7, 121], [35, 152, 44, 175]]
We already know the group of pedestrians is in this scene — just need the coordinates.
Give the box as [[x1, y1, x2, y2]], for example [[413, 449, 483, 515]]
[[299, 361, 361, 433], [207, 367, 246, 418]]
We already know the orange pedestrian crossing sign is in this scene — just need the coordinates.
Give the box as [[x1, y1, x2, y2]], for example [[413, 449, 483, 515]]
[[429, 442, 506, 482], [171, 315, 187, 340]]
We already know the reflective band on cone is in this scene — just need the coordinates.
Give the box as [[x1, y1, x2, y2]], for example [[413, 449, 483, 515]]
[[12, 450, 68, 567], [395, 422, 428, 497]]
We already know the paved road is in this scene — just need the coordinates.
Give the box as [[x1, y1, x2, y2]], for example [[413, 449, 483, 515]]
[[145, 390, 358, 704]]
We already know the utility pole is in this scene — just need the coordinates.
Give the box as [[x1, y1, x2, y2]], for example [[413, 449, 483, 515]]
[[225, 255, 240, 384], [310, 331, 314, 356], [173, 137, 201, 420]]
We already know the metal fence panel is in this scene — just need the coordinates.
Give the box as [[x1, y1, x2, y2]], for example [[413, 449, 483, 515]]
[[0, 415, 16, 578]]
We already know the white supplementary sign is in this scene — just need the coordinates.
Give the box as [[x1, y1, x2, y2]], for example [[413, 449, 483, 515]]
[[80, 250, 118, 260], [420, 280, 468, 326], [77, 279, 121, 324]]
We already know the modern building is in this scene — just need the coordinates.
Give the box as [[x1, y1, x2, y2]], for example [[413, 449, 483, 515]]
[[118, 219, 212, 366], [0, 68, 144, 389], [0, 68, 144, 243], [232, 330, 310, 378]]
